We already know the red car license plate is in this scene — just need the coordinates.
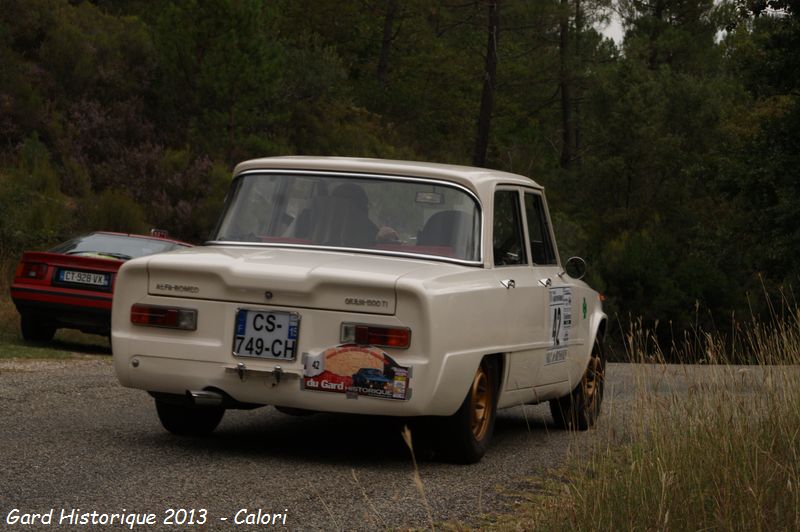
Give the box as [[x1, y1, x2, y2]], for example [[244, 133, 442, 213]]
[[58, 269, 110, 287]]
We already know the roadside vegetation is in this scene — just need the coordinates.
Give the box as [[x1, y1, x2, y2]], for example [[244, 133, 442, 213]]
[[484, 304, 800, 531], [0, 328, 110, 359]]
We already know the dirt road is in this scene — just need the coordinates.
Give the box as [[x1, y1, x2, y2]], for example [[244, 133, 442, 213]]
[[0, 358, 686, 530]]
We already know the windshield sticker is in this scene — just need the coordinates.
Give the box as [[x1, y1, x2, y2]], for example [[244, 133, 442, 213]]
[[547, 287, 572, 364], [302, 345, 411, 400]]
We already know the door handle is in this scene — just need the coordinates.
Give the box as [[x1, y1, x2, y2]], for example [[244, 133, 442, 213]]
[[500, 279, 515, 289], [539, 278, 552, 287]]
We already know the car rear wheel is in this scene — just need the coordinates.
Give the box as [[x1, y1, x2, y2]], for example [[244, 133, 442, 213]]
[[435, 357, 499, 464], [155, 398, 225, 436], [550, 337, 605, 430], [20, 314, 56, 342]]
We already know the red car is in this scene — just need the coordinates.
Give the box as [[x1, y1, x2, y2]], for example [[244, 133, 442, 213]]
[[10, 231, 191, 341]]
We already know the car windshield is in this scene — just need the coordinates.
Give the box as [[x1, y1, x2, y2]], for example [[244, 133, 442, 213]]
[[50, 234, 185, 259], [211, 172, 482, 262]]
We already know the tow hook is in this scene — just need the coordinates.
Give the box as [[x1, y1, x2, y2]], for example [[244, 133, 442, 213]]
[[227, 363, 287, 385]]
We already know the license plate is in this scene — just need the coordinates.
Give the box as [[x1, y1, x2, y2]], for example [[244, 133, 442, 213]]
[[58, 269, 110, 288], [233, 309, 299, 360]]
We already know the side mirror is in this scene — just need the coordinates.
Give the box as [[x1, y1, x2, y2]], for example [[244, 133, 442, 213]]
[[564, 256, 587, 280]]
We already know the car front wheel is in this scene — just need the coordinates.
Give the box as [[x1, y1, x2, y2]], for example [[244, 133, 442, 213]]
[[550, 337, 605, 430], [155, 398, 225, 436], [435, 357, 499, 464]]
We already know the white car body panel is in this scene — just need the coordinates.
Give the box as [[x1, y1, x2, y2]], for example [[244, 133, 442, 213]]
[[112, 156, 606, 419]]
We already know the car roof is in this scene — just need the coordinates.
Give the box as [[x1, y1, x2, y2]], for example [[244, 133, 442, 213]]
[[232, 156, 543, 193]]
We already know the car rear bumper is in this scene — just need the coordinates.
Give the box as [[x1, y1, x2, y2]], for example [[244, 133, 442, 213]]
[[11, 286, 113, 309], [114, 351, 439, 416], [11, 286, 112, 333]]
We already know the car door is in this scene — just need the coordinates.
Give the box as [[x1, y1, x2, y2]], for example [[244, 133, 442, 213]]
[[523, 190, 572, 389], [497, 187, 569, 391]]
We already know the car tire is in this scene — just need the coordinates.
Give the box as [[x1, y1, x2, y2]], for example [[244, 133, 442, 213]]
[[155, 398, 225, 436], [20, 314, 56, 342], [550, 337, 605, 430], [435, 357, 499, 464]]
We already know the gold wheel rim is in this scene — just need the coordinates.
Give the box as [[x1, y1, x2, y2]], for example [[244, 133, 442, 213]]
[[470, 365, 493, 441], [581, 352, 604, 412]]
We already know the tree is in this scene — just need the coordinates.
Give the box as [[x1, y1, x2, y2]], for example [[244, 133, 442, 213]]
[[474, 0, 501, 167], [377, 0, 400, 89], [569, 0, 747, 346], [719, 3, 800, 287], [150, 0, 285, 161], [559, 0, 576, 169]]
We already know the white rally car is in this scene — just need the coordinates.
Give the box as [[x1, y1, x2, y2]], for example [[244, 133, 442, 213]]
[[112, 157, 606, 463]]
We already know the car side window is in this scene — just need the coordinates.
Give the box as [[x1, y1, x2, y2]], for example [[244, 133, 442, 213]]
[[493, 189, 527, 266], [524, 192, 557, 265]]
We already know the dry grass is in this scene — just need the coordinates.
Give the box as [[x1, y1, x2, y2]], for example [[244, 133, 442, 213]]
[[554, 368, 800, 531], [0, 259, 20, 338], [485, 306, 800, 531]]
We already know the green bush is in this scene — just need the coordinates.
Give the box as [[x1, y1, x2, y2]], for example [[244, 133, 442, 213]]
[[86, 189, 148, 235], [0, 136, 75, 261]]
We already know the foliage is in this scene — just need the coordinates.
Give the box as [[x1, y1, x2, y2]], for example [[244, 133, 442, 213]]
[[0, 135, 75, 261], [87, 188, 148, 234], [720, 10, 800, 290], [0, 0, 798, 355]]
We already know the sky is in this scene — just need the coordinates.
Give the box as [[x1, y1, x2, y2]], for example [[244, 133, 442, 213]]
[[598, 7, 625, 44]]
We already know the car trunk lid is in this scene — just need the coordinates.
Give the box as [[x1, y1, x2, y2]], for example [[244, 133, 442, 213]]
[[16, 251, 123, 292], [145, 247, 431, 315]]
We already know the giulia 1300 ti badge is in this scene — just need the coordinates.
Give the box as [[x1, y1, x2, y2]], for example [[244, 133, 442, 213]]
[[112, 156, 607, 463]]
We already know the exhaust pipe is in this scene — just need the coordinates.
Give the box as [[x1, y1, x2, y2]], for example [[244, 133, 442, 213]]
[[188, 390, 224, 407]]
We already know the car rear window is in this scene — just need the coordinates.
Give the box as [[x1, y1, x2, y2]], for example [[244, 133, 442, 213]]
[[50, 234, 185, 259], [212, 172, 482, 262]]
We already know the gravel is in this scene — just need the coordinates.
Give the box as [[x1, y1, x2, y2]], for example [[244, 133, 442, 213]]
[[0, 358, 641, 531]]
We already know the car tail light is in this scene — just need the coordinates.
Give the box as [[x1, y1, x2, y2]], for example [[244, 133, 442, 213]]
[[340, 323, 411, 349], [130, 304, 197, 331], [17, 262, 48, 280]]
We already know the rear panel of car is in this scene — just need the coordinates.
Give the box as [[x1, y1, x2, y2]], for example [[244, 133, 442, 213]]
[[12, 252, 120, 310], [112, 248, 530, 417]]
